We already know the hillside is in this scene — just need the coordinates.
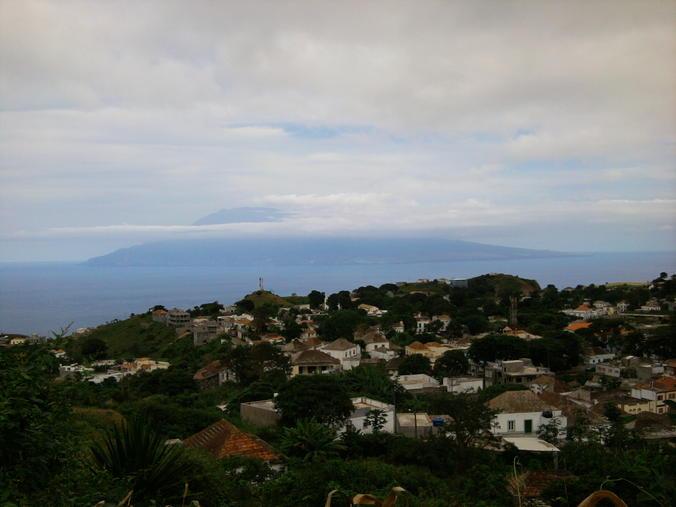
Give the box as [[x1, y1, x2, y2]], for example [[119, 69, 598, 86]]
[[469, 273, 541, 295], [69, 314, 179, 359], [244, 290, 300, 308], [85, 237, 573, 267]]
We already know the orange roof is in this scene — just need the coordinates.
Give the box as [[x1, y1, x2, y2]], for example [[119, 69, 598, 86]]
[[183, 419, 281, 462], [634, 377, 676, 392], [654, 377, 676, 391], [407, 341, 427, 350], [565, 322, 592, 332]]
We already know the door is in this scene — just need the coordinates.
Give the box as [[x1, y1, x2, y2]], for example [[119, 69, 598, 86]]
[[524, 419, 533, 433]]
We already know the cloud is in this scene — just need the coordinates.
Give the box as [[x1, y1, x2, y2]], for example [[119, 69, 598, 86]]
[[0, 1, 674, 259], [222, 126, 287, 138]]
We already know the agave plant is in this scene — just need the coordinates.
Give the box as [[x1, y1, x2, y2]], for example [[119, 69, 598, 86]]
[[89, 417, 196, 503], [279, 418, 345, 462]]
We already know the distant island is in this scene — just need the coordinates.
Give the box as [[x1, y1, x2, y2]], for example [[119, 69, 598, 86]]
[[85, 237, 577, 267]]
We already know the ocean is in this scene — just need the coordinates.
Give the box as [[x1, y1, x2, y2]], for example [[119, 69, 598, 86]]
[[1, 251, 674, 336]]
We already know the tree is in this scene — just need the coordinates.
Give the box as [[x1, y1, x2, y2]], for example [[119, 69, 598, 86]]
[[433, 350, 469, 378], [275, 374, 354, 427], [81, 337, 108, 359], [339, 364, 404, 403], [90, 416, 198, 503], [235, 298, 255, 313], [364, 409, 387, 433], [0, 346, 75, 499], [278, 418, 345, 461], [308, 290, 325, 309], [423, 393, 498, 470], [226, 342, 290, 386], [122, 367, 197, 398], [537, 418, 561, 444], [397, 354, 432, 375], [281, 319, 302, 341], [319, 309, 368, 341]]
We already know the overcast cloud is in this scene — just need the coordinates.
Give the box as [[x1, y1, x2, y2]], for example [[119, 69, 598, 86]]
[[0, 0, 674, 260]]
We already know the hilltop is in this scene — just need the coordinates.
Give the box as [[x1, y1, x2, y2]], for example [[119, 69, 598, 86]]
[[469, 273, 541, 295], [243, 290, 307, 308]]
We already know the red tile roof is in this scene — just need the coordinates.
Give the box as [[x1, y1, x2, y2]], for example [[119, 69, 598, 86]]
[[183, 419, 281, 462], [634, 376, 676, 392], [565, 321, 592, 332]]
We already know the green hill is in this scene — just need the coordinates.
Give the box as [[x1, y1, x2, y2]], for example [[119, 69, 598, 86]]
[[69, 314, 179, 360], [469, 273, 541, 295], [244, 290, 307, 308]]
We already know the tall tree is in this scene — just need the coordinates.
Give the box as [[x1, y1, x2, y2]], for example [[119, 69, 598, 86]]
[[275, 374, 354, 427], [433, 350, 469, 378], [397, 354, 432, 375], [307, 290, 325, 309]]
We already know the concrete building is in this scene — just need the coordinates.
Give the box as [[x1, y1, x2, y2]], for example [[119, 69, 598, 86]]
[[290, 349, 341, 376], [487, 390, 566, 439], [486, 359, 552, 384], [166, 308, 191, 327], [630, 377, 676, 414], [397, 373, 442, 393], [342, 397, 396, 434], [395, 413, 434, 438], [240, 399, 282, 427], [320, 338, 361, 370], [443, 376, 484, 394]]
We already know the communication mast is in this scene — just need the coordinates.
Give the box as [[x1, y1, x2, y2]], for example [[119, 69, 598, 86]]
[[509, 296, 518, 328], [259, 277, 264, 291]]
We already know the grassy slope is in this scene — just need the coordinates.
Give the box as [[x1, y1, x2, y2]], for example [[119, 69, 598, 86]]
[[244, 290, 302, 308], [471, 273, 541, 294], [82, 314, 178, 359]]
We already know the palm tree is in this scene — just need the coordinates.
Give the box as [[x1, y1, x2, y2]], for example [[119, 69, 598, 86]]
[[89, 417, 196, 503], [278, 418, 345, 462]]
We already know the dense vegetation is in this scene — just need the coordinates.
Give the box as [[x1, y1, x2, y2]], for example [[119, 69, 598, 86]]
[[3, 273, 675, 505]]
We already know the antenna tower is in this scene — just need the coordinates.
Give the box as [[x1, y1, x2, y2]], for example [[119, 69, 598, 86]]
[[259, 277, 264, 291], [509, 296, 518, 328]]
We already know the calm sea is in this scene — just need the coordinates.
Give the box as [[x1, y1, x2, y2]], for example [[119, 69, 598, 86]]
[[1, 251, 674, 336]]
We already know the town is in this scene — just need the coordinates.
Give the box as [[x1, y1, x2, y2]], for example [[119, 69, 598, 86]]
[[2, 272, 675, 506]]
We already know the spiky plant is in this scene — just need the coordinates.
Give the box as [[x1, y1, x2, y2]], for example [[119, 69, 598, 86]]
[[279, 418, 345, 462], [89, 417, 196, 503]]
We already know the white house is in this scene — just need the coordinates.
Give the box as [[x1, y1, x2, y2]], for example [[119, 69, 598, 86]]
[[584, 349, 615, 365], [640, 299, 662, 312], [397, 373, 441, 393], [342, 397, 396, 434], [443, 376, 484, 394], [616, 301, 630, 313], [414, 313, 432, 334], [487, 390, 567, 439], [390, 321, 405, 333], [562, 304, 606, 321], [432, 314, 452, 331], [320, 338, 361, 370], [357, 304, 386, 317], [595, 362, 621, 378]]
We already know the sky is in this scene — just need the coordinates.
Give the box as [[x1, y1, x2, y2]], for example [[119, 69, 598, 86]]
[[1, 0, 675, 261]]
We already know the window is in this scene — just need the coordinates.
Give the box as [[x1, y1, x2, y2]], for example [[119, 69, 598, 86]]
[[508, 420, 515, 431]]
